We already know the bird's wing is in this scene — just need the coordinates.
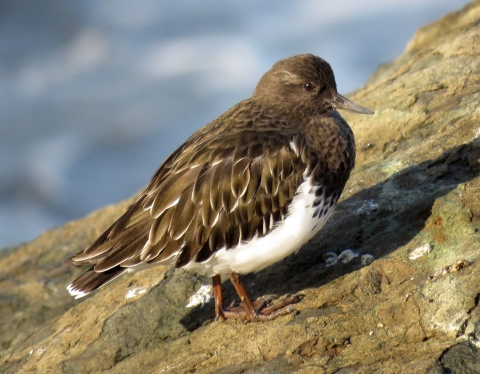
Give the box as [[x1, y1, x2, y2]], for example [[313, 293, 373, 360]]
[[65, 131, 309, 271]]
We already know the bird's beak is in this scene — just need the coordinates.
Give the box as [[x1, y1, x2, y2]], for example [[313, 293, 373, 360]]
[[331, 93, 374, 115]]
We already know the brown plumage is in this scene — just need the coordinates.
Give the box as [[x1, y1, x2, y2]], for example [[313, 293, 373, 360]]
[[65, 54, 373, 321]]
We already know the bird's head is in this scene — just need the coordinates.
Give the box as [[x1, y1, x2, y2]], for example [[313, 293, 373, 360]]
[[253, 54, 374, 118]]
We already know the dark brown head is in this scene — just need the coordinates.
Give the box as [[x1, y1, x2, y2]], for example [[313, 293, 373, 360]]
[[253, 54, 373, 117]]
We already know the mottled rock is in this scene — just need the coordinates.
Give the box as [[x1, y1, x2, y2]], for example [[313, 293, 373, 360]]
[[368, 0, 480, 85], [2, 2, 480, 373]]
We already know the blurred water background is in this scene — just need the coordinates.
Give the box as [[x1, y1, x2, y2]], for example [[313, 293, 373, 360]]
[[0, 0, 472, 248]]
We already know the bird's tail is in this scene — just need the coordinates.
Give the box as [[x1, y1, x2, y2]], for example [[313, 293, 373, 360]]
[[66, 266, 127, 299]]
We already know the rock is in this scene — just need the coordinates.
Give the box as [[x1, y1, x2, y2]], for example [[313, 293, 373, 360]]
[[367, 0, 480, 86], [2, 3, 480, 372], [437, 342, 480, 373]]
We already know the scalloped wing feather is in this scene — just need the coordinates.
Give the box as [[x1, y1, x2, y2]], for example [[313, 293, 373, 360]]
[[65, 131, 308, 278]]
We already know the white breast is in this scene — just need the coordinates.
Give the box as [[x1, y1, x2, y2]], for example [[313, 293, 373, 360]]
[[184, 176, 335, 276]]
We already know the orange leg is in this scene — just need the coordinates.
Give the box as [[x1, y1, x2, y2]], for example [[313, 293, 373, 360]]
[[211, 273, 301, 322], [212, 274, 225, 321]]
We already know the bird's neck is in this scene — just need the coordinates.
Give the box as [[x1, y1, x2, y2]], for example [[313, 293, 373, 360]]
[[302, 111, 356, 174]]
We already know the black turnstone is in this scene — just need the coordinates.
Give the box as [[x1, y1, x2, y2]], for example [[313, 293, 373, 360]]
[[65, 54, 374, 322]]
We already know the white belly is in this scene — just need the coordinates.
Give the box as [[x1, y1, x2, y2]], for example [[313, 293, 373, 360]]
[[184, 177, 335, 276]]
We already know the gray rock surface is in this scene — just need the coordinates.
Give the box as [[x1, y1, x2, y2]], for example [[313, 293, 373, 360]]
[[2, 2, 480, 372]]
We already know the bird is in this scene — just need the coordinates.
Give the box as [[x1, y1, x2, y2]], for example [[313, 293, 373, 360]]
[[65, 54, 374, 322]]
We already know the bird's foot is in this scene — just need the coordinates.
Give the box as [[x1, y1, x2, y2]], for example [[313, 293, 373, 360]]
[[218, 293, 302, 322], [212, 274, 302, 322]]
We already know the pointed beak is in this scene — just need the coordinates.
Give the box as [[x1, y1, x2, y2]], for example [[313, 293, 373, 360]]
[[331, 93, 374, 115]]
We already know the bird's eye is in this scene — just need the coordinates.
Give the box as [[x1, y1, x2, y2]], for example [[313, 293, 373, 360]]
[[303, 82, 316, 92]]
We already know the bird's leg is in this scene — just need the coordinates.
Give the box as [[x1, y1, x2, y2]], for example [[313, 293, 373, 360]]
[[212, 274, 253, 321], [212, 274, 225, 321], [212, 273, 301, 322], [228, 273, 257, 321]]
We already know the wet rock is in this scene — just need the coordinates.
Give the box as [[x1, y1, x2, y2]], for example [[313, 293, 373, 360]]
[[2, 3, 480, 372]]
